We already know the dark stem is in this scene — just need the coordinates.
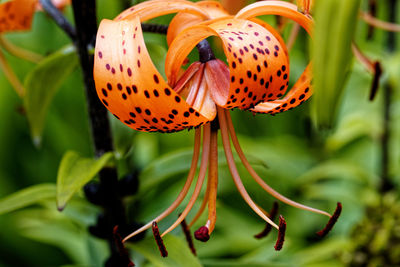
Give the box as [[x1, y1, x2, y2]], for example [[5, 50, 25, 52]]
[[367, 0, 377, 40], [380, 0, 397, 193], [71, 0, 129, 263], [197, 39, 216, 63], [39, 0, 76, 40], [141, 23, 168, 34], [141, 23, 215, 63]]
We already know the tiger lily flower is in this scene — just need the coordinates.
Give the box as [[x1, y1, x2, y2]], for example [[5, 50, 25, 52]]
[[0, 0, 70, 97], [94, 0, 341, 251]]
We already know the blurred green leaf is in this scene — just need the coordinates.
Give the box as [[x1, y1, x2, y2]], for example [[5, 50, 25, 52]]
[[56, 151, 113, 210], [0, 184, 55, 215], [129, 235, 202, 267], [24, 45, 78, 146], [16, 209, 89, 264], [312, 0, 361, 128]]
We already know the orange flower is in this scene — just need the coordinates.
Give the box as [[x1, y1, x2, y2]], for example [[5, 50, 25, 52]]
[[94, 0, 341, 250], [0, 0, 71, 97]]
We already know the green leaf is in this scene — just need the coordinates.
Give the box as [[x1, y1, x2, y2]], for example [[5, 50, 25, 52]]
[[56, 151, 114, 210], [129, 235, 202, 267], [16, 208, 90, 264], [23, 45, 78, 146], [0, 184, 56, 215], [312, 0, 361, 128]]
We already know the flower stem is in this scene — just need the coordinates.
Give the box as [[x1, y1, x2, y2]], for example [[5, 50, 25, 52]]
[[39, 0, 76, 40], [70, 0, 129, 263]]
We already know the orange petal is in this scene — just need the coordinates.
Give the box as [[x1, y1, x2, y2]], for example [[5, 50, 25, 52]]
[[235, 1, 313, 35], [166, 1, 229, 45], [114, 0, 210, 22], [0, 0, 37, 33], [251, 64, 312, 114], [166, 18, 290, 109], [94, 17, 210, 133], [221, 0, 247, 15]]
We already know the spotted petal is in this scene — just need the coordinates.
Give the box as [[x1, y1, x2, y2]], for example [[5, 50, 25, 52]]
[[166, 18, 290, 110], [236, 1, 314, 113], [166, 1, 229, 45], [251, 65, 312, 114], [114, 0, 210, 22], [0, 0, 36, 33], [94, 17, 210, 133]]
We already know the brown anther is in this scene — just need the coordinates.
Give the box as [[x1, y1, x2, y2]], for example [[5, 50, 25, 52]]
[[316, 202, 342, 238], [180, 216, 196, 255], [112, 226, 135, 266], [254, 201, 279, 239], [194, 226, 210, 242], [369, 61, 382, 101], [274, 215, 286, 251], [152, 221, 168, 257]]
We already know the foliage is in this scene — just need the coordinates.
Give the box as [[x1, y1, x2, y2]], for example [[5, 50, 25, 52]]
[[0, 0, 399, 266]]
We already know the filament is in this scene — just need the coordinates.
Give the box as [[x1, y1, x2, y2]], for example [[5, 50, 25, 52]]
[[360, 12, 400, 32], [224, 109, 331, 218], [206, 126, 218, 234], [217, 107, 279, 229], [189, 166, 210, 227], [161, 124, 211, 237], [0, 49, 24, 97], [123, 128, 202, 242], [0, 36, 43, 63]]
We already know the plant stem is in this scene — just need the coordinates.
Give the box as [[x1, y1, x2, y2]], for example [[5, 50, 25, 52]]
[[380, 0, 397, 193], [71, 0, 128, 263], [39, 0, 76, 40]]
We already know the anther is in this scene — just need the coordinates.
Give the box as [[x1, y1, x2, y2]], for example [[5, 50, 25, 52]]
[[274, 215, 286, 251], [194, 226, 210, 242], [254, 201, 279, 239], [316, 202, 342, 238], [112, 226, 135, 266], [369, 62, 382, 101], [152, 221, 168, 257], [180, 216, 196, 255]]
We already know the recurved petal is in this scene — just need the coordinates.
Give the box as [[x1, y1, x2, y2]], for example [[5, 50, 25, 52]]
[[250, 64, 312, 115], [166, 1, 229, 45], [115, 0, 210, 22], [235, 1, 313, 34], [94, 17, 210, 133], [0, 0, 36, 33], [166, 18, 290, 110]]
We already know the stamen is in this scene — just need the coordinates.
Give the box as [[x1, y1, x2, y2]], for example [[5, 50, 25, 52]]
[[206, 125, 219, 234], [316, 202, 342, 238], [217, 107, 279, 229], [274, 216, 286, 251], [123, 129, 202, 242], [369, 62, 382, 101], [189, 179, 210, 227], [0, 36, 43, 63], [254, 201, 279, 239], [360, 12, 400, 32], [180, 216, 196, 255], [351, 43, 382, 101], [152, 221, 168, 257], [0, 49, 25, 97], [112, 226, 135, 266], [224, 110, 331, 218], [194, 226, 210, 242], [161, 124, 211, 237]]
